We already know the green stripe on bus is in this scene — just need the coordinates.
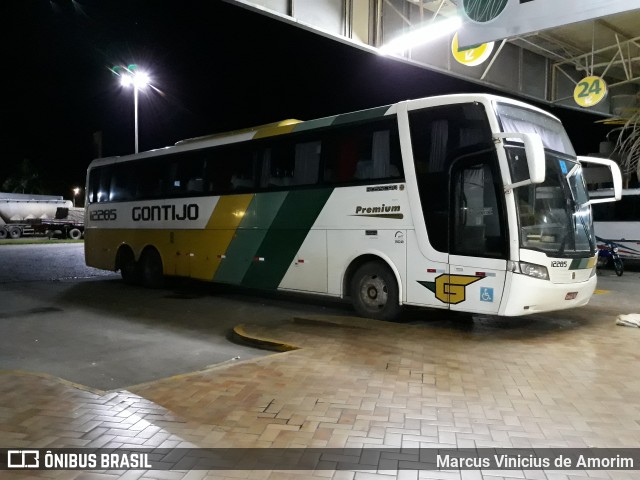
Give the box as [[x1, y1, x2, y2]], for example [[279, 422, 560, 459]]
[[213, 192, 288, 284], [291, 116, 336, 132], [569, 258, 588, 270], [241, 188, 334, 290], [333, 105, 391, 125]]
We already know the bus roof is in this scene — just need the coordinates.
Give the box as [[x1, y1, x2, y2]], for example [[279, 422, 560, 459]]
[[87, 93, 557, 169], [175, 119, 303, 145]]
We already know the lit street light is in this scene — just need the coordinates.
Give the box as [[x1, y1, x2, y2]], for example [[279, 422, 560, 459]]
[[72, 187, 81, 207], [112, 64, 150, 154]]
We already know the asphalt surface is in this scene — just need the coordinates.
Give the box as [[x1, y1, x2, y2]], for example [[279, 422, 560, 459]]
[[0, 242, 349, 391]]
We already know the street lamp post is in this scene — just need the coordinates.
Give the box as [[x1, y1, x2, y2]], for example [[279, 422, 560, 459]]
[[72, 187, 81, 207], [113, 65, 150, 154]]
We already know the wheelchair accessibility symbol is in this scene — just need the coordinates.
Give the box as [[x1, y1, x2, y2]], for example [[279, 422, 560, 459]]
[[480, 287, 494, 302]]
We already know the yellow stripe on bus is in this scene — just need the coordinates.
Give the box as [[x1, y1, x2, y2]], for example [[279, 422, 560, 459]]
[[253, 120, 300, 139], [205, 194, 254, 230], [186, 194, 255, 280]]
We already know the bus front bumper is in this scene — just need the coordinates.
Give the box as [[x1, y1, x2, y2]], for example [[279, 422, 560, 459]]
[[500, 272, 597, 316]]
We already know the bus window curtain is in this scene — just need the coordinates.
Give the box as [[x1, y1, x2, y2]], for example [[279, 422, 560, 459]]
[[259, 149, 271, 188], [429, 120, 448, 173], [371, 130, 390, 178], [294, 141, 321, 185]]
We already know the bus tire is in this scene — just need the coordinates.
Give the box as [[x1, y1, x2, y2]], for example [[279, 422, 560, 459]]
[[117, 247, 141, 285], [0, 228, 7, 239], [350, 260, 401, 321], [68, 228, 82, 240], [140, 248, 164, 289], [8, 226, 21, 239]]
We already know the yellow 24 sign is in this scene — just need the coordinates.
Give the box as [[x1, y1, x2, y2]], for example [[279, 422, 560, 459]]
[[574, 76, 607, 107]]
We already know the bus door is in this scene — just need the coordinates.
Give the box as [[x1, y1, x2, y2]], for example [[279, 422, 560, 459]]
[[447, 153, 508, 314]]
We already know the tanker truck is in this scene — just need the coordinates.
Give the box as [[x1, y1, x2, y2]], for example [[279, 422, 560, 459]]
[[0, 192, 84, 239]]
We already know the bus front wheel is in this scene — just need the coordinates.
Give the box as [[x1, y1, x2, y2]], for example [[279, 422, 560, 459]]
[[140, 249, 164, 289], [350, 261, 401, 321]]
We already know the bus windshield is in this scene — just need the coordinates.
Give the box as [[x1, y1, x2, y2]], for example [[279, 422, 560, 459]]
[[495, 103, 575, 156], [511, 151, 595, 256]]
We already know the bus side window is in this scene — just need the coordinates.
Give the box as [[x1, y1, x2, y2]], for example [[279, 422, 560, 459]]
[[96, 166, 112, 202], [109, 164, 135, 202], [618, 195, 640, 220], [136, 160, 164, 200], [229, 147, 257, 191], [265, 142, 295, 187], [204, 152, 231, 194], [367, 130, 400, 179], [409, 112, 450, 252], [167, 161, 183, 195], [88, 168, 100, 203], [293, 141, 321, 186], [324, 136, 358, 183], [322, 119, 403, 185]]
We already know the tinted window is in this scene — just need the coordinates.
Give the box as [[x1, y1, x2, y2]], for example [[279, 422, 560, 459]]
[[86, 115, 404, 204], [592, 194, 640, 221], [451, 157, 507, 258], [323, 121, 403, 184], [409, 103, 493, 252]]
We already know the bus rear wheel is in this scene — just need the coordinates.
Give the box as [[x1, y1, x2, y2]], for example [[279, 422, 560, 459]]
[[350, 261, 401, 321], [118, 248, 141, 285], [140, 249, 164, 289]]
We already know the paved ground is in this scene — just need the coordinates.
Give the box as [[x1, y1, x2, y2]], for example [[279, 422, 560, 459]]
[[0, 243, 348, 390], [1, 243, 640, 479]]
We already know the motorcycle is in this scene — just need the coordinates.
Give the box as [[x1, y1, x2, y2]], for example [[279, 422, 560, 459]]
[[597, 240, 624, 276]]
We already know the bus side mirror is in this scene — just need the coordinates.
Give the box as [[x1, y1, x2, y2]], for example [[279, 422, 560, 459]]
[[578, 156, 623, 204], [495, 132, 546, 190]]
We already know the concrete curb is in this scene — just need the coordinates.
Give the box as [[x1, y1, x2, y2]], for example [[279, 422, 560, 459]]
[[231, 324, 300, 352]]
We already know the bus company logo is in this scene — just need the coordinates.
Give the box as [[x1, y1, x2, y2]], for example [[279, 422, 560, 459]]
[[132, 204, 199, 222], [352, 204, 403, 220], [418, 274, 483, 304]]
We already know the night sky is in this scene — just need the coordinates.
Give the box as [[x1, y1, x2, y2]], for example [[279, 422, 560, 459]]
[[1, 0, 614, 197]]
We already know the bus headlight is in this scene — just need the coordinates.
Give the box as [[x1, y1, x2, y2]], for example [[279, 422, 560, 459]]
[[508, 261, 549, 280]]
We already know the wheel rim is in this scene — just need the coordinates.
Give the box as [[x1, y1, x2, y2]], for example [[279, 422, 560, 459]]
[[359, 274, 388, 311]]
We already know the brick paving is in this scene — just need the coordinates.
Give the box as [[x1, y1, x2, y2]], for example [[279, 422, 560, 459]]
[[1, 288, 640, 480]]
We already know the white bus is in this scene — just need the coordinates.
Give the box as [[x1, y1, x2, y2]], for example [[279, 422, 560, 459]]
[[591, 188, 640, 260], [84, 94, 621, 320]]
